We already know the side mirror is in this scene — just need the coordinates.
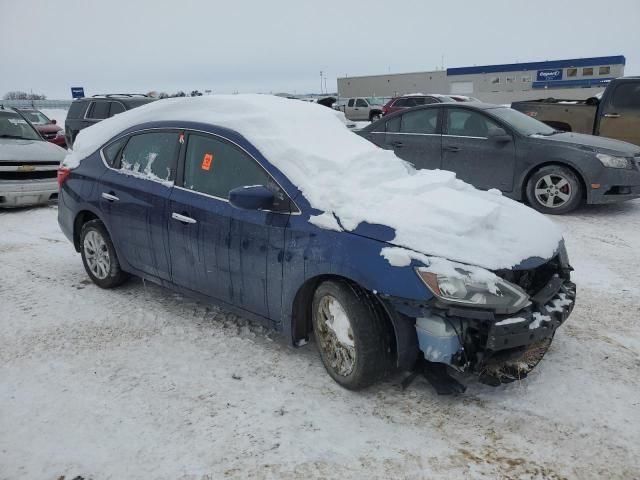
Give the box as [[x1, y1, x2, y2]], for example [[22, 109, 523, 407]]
[[229, 185, 274, 211], [488, 127, 511, 143], [51, 119, 57, 125]]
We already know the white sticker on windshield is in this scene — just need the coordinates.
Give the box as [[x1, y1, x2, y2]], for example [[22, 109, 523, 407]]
[[8, 118, 28, 125]]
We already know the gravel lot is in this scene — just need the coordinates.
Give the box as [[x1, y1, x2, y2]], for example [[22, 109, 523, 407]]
[[1, 201, 639, 479]]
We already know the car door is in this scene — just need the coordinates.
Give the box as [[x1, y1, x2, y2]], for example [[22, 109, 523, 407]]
[[442, 107, 516, 192], [99, 130, 180, 280], [168, 131, 290, 320], [354, 98, 369, 120], [597, 81, 640, 146], [345, 99, 357, 120], [370, 108, 443, 170]]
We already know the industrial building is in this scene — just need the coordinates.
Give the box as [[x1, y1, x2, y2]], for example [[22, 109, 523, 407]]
[[337, 55, 625, 104]]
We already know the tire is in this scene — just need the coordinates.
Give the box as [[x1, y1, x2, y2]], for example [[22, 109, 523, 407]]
[[312, 280, 393, 390], [80, 219, 130, 288], [525, 165, 583, 214], [369, 112, 382, 122]]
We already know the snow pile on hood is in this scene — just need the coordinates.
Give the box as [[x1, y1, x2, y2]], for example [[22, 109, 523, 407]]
[[64, 94, 563, 270]]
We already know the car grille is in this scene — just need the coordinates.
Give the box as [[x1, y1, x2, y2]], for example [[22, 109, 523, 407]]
[[494, 257, 560, 297], [0, 162, 58, 181]]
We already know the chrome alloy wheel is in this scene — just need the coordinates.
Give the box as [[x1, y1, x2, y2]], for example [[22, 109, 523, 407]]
[[83, 230, 111, 280], [315, 295, 356, 377], [534, 173, 572, 209]]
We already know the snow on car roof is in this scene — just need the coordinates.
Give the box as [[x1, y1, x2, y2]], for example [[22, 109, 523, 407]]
[[64, 94, 562, 270]]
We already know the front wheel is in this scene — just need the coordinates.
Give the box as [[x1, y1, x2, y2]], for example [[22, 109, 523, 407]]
[[312, 280, 392, 390], [525, 165, 583, 214], [80, 219, 130, 288]]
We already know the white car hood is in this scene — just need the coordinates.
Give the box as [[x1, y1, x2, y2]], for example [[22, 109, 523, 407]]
[[0, 138, 66, 163]]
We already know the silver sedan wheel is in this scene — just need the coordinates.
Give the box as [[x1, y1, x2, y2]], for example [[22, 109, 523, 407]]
[[534, 173, 572, 209], [315, 295, 356, 377], [83, 230, 111, 280]]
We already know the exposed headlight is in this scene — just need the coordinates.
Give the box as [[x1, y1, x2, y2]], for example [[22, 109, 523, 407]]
[[416, 266, 530, 314], [56, 130, 65, 138], [596, 153, 631, 169]]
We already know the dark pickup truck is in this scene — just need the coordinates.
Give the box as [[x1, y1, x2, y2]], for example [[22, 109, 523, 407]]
[[512, 77, 640, 147]]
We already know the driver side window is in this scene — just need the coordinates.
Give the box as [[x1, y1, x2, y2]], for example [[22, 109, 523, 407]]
[[446, 109, 499, 138]]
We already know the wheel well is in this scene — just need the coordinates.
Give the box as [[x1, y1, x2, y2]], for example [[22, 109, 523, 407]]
[[291, 274, 396, 354], [73, 210, 99, 252], [521, 162, 588, 203]]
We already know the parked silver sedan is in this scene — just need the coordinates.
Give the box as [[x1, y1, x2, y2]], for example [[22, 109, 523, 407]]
[[0, 108, 66, 207]]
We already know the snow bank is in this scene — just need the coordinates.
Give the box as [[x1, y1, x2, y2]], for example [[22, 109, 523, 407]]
[[64, 94, 562, 270]]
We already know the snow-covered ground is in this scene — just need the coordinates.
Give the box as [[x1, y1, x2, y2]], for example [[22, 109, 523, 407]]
[[1, 201, 639, 479]]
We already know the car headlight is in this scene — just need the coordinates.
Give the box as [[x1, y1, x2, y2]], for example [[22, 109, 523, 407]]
[[596, 153, 631, 169], [416, 266, 530, 314], [56, 130, 65, 138]]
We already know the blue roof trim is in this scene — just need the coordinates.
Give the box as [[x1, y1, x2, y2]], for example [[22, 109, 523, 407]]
[[447, 56, 626, 76], [532, 77, 614, 89]]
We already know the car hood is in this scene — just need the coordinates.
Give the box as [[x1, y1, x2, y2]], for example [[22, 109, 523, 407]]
[[533, 131, 640, 156], [35, 124, 62, 134], [0, 138, 66, 162]]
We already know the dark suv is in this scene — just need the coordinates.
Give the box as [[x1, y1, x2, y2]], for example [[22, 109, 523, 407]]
[[65, 94, 155, 147]]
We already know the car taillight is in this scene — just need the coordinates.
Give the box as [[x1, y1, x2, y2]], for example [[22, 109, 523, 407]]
[[57, 166, 71, 188], [382, 106, 389, 114]]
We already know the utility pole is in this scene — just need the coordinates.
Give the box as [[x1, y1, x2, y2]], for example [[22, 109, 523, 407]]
[[320, 71, 324, 94]]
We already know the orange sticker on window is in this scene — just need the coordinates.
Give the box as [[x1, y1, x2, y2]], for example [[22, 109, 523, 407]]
[[201, 153, 213, 171]]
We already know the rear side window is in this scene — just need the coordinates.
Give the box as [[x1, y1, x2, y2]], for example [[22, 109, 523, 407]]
[[393, 98, 410, 108], [86, 102, 110, 119], [68, 101, 88, 119], [610, 83, 640, 109], [446, 109, 499, 137], [183, 134, 270, 199], [120, 131, 180, 182], [102, 137, 127, 167], [385, 116, 401, 133], [109, 102, 125, 117], [400, 109, 439, 134], [347, 99, 355, 107]]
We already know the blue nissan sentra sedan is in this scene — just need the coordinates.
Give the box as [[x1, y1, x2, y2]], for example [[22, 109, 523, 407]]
[[58, 95, 576, 393]]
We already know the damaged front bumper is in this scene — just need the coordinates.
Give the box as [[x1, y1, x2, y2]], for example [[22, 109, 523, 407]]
[[381, 272, 576, 388]]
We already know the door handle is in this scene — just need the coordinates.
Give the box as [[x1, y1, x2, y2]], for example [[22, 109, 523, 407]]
[[444, 146, 460, 152], [391, 141, 404, 148], [101, 192, 119, 202], [604, 113, 621, 118], [171, 212, 197, 224]]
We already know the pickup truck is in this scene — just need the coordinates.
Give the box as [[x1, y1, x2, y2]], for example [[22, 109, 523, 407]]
[[335, 97, 385, 122], [511, 77, 640, 146]]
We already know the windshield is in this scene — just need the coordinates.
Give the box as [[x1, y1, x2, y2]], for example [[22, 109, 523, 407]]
[[366, 97, 384, 106], [489, 107, 556, 136], [0, 112, 42, 140], [21, 110, 51, 125]]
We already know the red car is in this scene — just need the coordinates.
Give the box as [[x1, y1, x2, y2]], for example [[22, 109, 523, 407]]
[[16, 108, 66, 148], [382, 94, 479, 116]]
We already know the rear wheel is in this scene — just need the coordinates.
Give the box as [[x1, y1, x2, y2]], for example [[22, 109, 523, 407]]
[[369, 112, 382, 122], [526, 165, 583, 214], [312, 280, 392, 390], [80, 219, 129, 288]]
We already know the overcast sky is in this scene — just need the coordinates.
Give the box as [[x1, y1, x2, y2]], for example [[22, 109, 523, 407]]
[[1, 0, 638, 99]]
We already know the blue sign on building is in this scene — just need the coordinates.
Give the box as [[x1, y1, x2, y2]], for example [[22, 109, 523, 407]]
[[71, 87, 85, 99], [536, 69, 563, 82]]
